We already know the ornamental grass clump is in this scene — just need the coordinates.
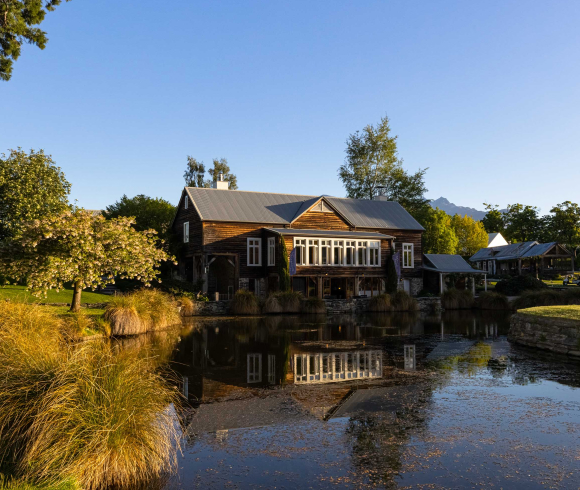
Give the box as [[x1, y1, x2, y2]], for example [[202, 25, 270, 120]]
[[368, 293, 392, 312], [262, 291, 302, 314], [477, 291, 511, 310], [0, 301, 181, 490], [177, 295, 194, 316], [262, 294, 282, 314], [229, 290, 259, 315], [301, 296, 326, 315], [105, 289, 180, 336], [512, 289, 567, 310], [391, 290, 419, 311], [441, 288, 473, 310], [563, 287, 580, 305]]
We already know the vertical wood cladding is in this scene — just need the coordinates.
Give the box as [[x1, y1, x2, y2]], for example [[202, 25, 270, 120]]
[[172, 190, 203, 253], [291, 210, 351, 230]]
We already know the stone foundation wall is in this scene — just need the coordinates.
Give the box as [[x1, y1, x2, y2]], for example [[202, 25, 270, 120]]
[[416, 297, 442, 314], [509, 313, 580, 358], [185, 300, 231, 316]]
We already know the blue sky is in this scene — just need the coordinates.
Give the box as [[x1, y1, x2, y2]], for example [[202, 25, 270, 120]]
[[2, 0, 579, 214]]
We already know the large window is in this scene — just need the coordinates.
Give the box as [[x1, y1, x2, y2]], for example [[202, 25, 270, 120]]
[[308, 239, 319, 265], [369, 241, 380, 266], [321, 240, 331, 265], [357, 241, 367, 266], [183, 222, 189, 243], [333, 240, 344, 265], [247, 238, 262, 266], [247, 354, 262, 383], [345, 241, 356, 266], [295, 239, 306, 265], [267, 237, 275, 266], [402, 243, 414, 268]]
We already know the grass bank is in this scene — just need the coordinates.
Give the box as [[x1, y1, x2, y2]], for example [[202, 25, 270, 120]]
[[517, 305, 580, 322], [0, 301, 181, 489], [0, 286, 111, 305]]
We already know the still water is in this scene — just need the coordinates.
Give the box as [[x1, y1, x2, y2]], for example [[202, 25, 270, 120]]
[[142, 312, 580, 489]]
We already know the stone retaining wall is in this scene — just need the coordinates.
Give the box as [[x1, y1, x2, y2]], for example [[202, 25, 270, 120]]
[[509, 313, 580, 358], [186, 300, 231, 316]]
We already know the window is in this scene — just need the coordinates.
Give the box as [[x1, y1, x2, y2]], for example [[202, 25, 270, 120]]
[[308, 239, 319, 265], [482, 261, 487, 271], [295, 238, 306, 265], [345, 241, 356, 266], [321, 240, 331, 265], [357, 241, 368, 266], [268, 237, 275, 266], [184, 195, 188, 209], [402, 243, 414, 268], [369, 241, 380, 266], [247, 354, 262, 383], [268, 354, 276, 384], [333, 240, 344, 265], [247, 238, 261, 266], [183, 222, 189, 243]]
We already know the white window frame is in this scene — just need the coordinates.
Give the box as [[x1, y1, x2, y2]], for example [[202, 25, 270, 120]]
[[184, 195, 188, 209], [369, 241, 380, 266], [308, 239, 319, 265], [320, 240, 332, 265], [294, 238, 307, 266], [345, 241, 356, 266], [402, 243, 414, 269], [247, 238, 262, 266], [357, 241, 368, 266], [267, 237, 275, 266], [183, 222, 189, 243], [333, 240, 344, 266], [247, 354, 262, 383]]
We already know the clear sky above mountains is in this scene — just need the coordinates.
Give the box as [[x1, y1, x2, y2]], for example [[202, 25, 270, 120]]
[[2, 1, 579, 213]]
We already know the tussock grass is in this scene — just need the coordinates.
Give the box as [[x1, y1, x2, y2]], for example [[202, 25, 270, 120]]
[[262, 294, 282, 314], [262, 291, 302, 314], [301, 297, 326, 314], [391, 290, 419, 311], [563, 287, 580, 305], [0, 475, 79, 490], [368, 294, 392, 312], [512, 289, 567, 310], [477, 291, 510, 310], [105, 289, 180, 336], [0, 301, 181, 490], [177, 296, 194, 316], [229, 290, 259, 315], [441, 288, 474, 310]]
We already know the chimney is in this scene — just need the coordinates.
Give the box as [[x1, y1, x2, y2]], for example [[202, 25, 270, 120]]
[[211, 172, 229, 190]]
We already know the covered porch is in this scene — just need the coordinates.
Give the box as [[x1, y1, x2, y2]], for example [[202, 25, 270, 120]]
[[423, 254, 487, 295]]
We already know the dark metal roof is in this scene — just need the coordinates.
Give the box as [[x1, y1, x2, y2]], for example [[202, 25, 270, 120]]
[[266, 228, 393, 240], [184, 188, 425, 231], [423, 254, 485, 273], [469, 241, 538, 262], [520, 242, 562, 258]]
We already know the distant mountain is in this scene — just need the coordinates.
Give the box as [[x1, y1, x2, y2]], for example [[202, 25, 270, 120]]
[[430, 197, 487, 221]]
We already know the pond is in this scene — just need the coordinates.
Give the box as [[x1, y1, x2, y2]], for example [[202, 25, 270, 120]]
[[144, 311, 580, 489]]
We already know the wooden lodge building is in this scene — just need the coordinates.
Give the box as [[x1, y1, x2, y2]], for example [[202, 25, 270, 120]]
[[469, 233, 574, 277], [172, 176, 425, 299]]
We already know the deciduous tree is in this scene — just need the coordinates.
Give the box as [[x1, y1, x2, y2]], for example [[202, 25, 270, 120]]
[[481, 203, 505, 235], [338, 115, 429, 217], [503, 204, 542, 243], [0, 148, 71, 239], [0, 0, 72, 81], [450, 214, 488, 256], [208, 158, 238, 190], [422, 208, 458, 255], [183, 156, 208, 188], [0, 210, 173, 311]]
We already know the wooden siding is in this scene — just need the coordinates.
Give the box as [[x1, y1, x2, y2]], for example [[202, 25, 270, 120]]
[[172, 190, 203, 254], [291, 209, 351, 230]]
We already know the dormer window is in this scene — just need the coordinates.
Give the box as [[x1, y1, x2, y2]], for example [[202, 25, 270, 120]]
[[184, 195, 188, 209]]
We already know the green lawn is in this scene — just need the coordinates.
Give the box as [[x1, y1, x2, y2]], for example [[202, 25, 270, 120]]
[[0, 285, 112, 305], [519, 305, 580, 322]]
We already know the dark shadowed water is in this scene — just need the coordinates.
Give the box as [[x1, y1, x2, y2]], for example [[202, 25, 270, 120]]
[[146, 311, 580, 489]]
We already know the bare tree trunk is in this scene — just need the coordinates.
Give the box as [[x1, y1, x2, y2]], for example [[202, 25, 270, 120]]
[[70, 281, 82, 312]]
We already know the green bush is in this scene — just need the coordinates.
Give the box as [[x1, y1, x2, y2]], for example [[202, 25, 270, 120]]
[[563, 287, 580, 305], [441, 288, 474, 309], [368, 293, 391, 312], [0, 302, 181, 490], [494, 275, 548, 296], [477, 291, 510, 310], [513, 289, 568, 310], [391, 290, 419, 311], [301, 296, 326, 314], [229, 289, 260, 315], [104, 289, 180, 336]]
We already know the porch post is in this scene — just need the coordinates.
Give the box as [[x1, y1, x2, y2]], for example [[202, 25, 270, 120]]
[[472, 276, 475, 296], [518, 259, 522, 275], [439, 273, 443, 294], [484, 274, 487, 292]]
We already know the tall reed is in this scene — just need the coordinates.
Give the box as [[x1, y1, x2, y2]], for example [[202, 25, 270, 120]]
[[441, 288, 473, 310], [391, 290, 419, 311], [229, 290, 260, 315], [477, 291, 511, 310], [368, 293, 392, 312]]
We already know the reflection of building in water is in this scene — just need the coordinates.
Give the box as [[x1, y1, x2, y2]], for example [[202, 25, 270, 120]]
[[293, 350, 383, 384], [404, 344, 416, 370]]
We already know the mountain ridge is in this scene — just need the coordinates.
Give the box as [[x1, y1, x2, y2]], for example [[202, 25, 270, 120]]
[[429, 197, 487, 221]]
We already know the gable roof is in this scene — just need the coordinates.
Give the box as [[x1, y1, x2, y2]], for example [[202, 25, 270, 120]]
[[183, 188, 425, 231], [487, 232, 508, 247], [469, 241, 571, 262], [423, 254, 484, 273]]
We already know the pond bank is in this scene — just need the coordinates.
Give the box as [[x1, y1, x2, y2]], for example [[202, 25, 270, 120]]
[[509, 311, 580, 358]]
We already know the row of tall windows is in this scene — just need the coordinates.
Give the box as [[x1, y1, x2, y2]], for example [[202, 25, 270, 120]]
[[294, 238, 382, 267]]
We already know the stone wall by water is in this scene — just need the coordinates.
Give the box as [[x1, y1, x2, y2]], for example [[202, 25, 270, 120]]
[[186, 300, 231, 316], [509, 313, 580, 358]]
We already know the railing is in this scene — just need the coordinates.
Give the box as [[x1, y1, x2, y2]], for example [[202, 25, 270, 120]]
[[293, 350, 383, 384]]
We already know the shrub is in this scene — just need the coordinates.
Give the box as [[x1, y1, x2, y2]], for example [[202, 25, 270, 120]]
[[368, 293, 391, 312], [178, 295, 194, 316], [105, 289, 180, 336], [262, 291, 302, 314], [262, 294, 282, 314], [301, 296, 326, 314], [229, 290, 259, 315], [494, 275, 547, 296], [513, 289, 567, 310], [477, 291, 510, 310], [441, 288, 473, 310], [391, 290, 419, 311], [0, 302, 180, 489], [563, 287, 580, 305]]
